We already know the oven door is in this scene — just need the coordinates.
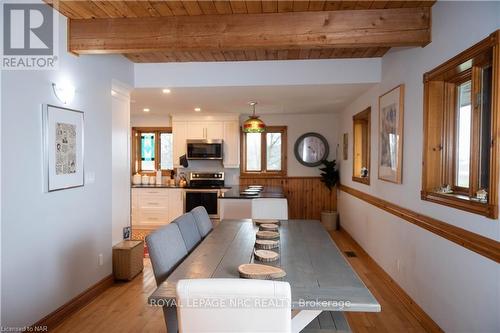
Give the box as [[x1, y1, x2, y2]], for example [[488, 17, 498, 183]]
[[186, 140, 223, 160], [184, 190, 220, 219]]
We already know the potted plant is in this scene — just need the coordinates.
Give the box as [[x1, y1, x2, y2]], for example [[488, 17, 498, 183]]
[[319, 159, 339, 230]]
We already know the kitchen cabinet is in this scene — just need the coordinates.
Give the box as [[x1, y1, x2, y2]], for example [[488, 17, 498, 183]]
[[131, 188, 184, 229], [205, 122, 224, 140], [223, 121, 240, 168], [188, 122, 206, 140], [172, 115, 240, 168], [172, 121, 188, 167]]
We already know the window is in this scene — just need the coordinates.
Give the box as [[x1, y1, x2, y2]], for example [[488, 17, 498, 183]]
[[241, 126, 287, 176], [352, 108, 371, 185], [132, 127, 173, 174], [422, 30, 499, 218]]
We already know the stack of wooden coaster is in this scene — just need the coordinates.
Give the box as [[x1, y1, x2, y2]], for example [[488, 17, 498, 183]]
[[256, 230, 280, 240]]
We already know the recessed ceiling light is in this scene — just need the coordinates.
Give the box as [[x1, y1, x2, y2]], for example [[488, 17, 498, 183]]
[[143, 108, 150, 112], [162, 88, 171, 94], [194, 107, 201, 112]]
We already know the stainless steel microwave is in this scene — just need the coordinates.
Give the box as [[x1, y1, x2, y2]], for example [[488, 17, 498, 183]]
[[186, 140, 223, 160]]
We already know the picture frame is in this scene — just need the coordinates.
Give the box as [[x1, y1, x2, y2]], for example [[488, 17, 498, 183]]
[[378, 85, 404, 184], [342, 133, 348, 160], [43, 104, 84, 192]]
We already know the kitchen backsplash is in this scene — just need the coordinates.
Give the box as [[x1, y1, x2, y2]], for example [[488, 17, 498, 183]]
[[177, 160, 240, 185]]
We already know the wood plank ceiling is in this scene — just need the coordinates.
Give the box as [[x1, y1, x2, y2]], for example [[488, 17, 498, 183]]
[[47, 1, 436, 63]]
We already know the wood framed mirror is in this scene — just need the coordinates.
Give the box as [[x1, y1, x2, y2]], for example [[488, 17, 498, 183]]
[[353, 107, 371, 185]]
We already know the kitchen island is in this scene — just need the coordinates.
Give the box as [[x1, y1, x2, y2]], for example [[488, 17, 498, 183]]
[[219, 185, 288, 220]]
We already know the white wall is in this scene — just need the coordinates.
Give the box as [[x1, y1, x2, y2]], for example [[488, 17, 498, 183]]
[[135, 58, 381, 88], [111, 84, 132, 245], [337, 2, 500, 332], [0, 9, 134, 327], [130, 113, 170, 127]]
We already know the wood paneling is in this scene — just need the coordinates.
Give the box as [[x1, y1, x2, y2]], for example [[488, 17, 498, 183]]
[[240, 177, 336, 219], [34, 275, 114, 330], [46, 1, 436, 19], [339, 184, 500, 264], [68, 7, 431, 54]]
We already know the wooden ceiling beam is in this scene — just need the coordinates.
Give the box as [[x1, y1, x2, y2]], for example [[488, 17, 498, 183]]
[[68, 7, 431, 54]]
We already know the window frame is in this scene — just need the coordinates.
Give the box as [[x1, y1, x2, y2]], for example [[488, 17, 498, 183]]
[[421, 30, 500, 219], [352, 107, 371, 185], [131, 127, 173, 175], [240, 126, 287, 177]]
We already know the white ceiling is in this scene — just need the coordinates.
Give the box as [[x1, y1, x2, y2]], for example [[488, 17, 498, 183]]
[[130, 84, 374, 116]]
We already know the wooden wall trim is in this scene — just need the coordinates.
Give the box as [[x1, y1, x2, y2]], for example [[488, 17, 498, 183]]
[[33, 275, 114, 330], [240, 176, 336, 220], [335, 227, 444, 333], [339, 185, 500, 263]]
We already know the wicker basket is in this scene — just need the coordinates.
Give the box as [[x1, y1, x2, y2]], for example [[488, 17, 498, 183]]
[[112, 240, 144, 281]]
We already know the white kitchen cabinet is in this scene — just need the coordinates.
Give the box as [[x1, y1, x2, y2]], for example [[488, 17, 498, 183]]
[[223, 121, 240, 168], [205, 122, 224, 140], [131, 188, 184, 229], [168, 189, 184, 222], [172, 121, 188, 167], [188, 122, 207, 140], [186, 122, 224, 140], [172, 115, 239, 167]]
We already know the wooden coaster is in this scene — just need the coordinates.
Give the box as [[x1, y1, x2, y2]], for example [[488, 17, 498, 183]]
[[238, 264, 286, 280], [256, 230, 280, 240], [255, 239, 279, 250], [253, 219, 280, 225], [254, 249, 279, 262], [259, 223, 279, 231]]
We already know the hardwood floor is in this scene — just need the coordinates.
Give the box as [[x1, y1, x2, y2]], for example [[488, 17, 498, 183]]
[[52, 229, 440, 333]]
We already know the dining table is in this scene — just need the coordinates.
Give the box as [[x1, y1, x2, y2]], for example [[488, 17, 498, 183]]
[[148, 219, 381, 333]]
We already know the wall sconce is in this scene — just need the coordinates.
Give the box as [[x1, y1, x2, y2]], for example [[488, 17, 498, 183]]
[[52, 81, 75, 105]]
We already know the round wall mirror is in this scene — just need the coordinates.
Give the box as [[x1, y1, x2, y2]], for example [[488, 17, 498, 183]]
[[294, 132, 329, 167]]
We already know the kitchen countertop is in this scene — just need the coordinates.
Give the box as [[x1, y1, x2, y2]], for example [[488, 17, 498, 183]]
[[131, 184, 232, 189], [220, 186, 285, 199]]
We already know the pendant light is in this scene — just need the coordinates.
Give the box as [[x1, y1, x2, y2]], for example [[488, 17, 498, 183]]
[[243, 102, 266, 133]]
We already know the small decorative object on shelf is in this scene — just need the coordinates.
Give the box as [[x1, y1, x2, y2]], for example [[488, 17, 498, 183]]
[[476, 189, 488, 203], [436, 184, 453, 194], [361, 167, 369, 178]]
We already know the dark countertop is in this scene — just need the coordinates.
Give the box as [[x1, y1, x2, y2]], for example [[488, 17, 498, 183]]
[[131, 184, 184, 188], [220, 186, 285, 199]]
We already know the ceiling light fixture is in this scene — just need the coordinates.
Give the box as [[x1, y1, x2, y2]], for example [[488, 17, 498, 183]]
[[194, 107, 201, 112], [143, 108, 150, 112], [162, 88, 171, 94], [242, 102, 266, 133]]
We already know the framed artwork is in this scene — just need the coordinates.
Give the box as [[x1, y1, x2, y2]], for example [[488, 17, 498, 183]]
[[378, 85, 404, 183], [43, 104, 84, 192], [342, 133, 348, 160]]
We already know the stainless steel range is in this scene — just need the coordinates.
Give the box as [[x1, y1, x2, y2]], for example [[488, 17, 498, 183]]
[[184, 172, 225, 219]]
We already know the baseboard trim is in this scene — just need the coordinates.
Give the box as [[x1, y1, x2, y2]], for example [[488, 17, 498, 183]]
[[33, 274, 114, 330], [336, 226, 443, 333]]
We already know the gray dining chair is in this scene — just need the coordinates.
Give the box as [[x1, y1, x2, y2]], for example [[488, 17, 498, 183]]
[[146, 223, 188, 286], [173, 213, 202, 252], [190, 206, 213, 238], [146, 223, 189, 333]]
